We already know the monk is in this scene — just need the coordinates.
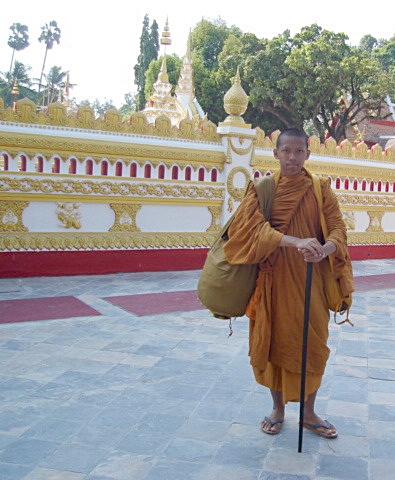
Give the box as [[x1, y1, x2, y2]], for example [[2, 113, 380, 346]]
[[224, 128, 354, 438]]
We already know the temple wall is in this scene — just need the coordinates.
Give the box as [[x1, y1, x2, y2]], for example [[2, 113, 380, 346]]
[[0, 99, 394, 277]]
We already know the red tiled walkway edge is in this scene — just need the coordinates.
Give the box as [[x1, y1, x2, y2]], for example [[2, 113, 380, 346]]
[[0, 296, 101, 324]]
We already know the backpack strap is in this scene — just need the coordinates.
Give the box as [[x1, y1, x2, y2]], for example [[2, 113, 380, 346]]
[[312, 174, 353, 325], [253, 175, 276, 221], [311, 174, 334, 270]]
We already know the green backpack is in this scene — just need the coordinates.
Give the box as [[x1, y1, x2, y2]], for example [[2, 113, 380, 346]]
[[197, 176, 275, 320]]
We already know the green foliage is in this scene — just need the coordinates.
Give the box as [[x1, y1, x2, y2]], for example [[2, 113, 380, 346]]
[[243, 24, 395, 141], [144, 55, 182, 100], [7, 23, 30, 75], [134, 14, 160, 110], [372, 40, 395, 73], [42, 65, 69, 106], [38, 20, 61, 92]]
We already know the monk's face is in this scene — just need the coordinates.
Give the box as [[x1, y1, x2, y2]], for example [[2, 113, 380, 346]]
[[273, 135, 310, 176]]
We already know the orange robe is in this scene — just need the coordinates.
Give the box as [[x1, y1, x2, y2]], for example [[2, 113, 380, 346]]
[[224, 169, 353, 402]]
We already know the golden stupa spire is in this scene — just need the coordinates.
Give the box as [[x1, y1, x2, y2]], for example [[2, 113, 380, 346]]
[[160, 17, 171, 49]]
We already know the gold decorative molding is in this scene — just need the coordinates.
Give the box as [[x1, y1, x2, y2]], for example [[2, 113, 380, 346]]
[[251, 158, 395, 182], [1, 99, 221, 142], [0, 200, 28, 232], [337, 193, 395, 209], [109, 203, 141, 232], [0, 132, 225, 168], [0, 177, 224, 200], [253, 134, 395, 164], [227, 167, 251, 201], [1, 229, 393, 251], [0, 231, 217, 251], [228, 137, 254, 156], [347, 231, 395, 245]]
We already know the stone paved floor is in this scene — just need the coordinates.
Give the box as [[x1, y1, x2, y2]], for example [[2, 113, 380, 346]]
[[0, 259, 395, 480]]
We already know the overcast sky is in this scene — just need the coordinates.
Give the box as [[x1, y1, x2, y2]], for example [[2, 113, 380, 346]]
[[1, 0, 394, 107]]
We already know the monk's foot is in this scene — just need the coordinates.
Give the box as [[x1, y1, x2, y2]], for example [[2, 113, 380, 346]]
[[260, 408, 285, 435], [302, 413, 337, 439]]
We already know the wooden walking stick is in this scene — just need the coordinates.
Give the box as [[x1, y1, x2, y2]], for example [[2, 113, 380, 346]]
[[298, 261, 313, 453]]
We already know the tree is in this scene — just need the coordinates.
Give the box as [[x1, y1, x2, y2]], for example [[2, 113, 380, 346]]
[[77, 98, 116, 116], [119, 92, 137, 116], [144, 54, 182, 100], [38, 20, 61, 93], [372, 39, 395, 73], [192, 18, 242, 71], [0, 61, 38, 107], [134, 14, 160, 111], [7, 23, 29, 77], [244, 24, 395, 142], [42, 65, 69, 106], [359, 34, 378, 53]]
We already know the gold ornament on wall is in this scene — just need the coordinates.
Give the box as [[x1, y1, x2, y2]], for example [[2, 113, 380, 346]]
[[343, 211, 355, 230], [206, 205, 222, 232], [0, 200, 28, 232], [227, 166, 251, 201], [109, 204, 141, 232], [366, 210, 384, 232], [56, 203, 82, 229]]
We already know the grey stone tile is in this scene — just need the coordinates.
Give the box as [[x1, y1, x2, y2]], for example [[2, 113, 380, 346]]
[[0, 437, 59, 466], [86, 453, 155, 480], [39, 444, 107, 473], [0, 260, 394, 479], [370, 458, 395, 480], [23, 468, 85, 479], [0, 463, 33, 480], [317, 454, 368, 480], [21, 418, 81, 443], [164, 437, 219, 463]]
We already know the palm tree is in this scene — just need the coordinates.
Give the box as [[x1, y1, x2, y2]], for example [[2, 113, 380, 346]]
[[7, 23, 30, 76], [0, 61, 38, 107], [43, 65, 69, 106], [38, 20, 61, 93]]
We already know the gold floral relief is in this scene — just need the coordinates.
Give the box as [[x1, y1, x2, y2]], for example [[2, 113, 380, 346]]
[[0, 177, 224, 200], [56, 203, 82, 229], [366, 210, 384, 232], [206, 205, 222, 232], [343, 210, 355, 230], [227, 167, 251, 201], [0, 200, 28, 232], [228, 137, 254, 155], [109, 203, 141, 232]]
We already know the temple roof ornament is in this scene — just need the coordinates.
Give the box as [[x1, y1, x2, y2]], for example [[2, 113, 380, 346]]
[[142, 20, 205, 127], [175, 30, 205, 120], [222, 67, 249, 125]]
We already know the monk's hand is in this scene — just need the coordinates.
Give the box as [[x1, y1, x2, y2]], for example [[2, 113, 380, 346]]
[[297, 238, 325, 262]]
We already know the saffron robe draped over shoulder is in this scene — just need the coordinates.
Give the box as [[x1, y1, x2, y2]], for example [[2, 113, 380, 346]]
[[224, 169, 353, 402]]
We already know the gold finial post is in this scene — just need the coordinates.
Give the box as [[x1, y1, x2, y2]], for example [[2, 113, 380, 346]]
[[11, 79, 19, 111], [222, 66, 249, 125]]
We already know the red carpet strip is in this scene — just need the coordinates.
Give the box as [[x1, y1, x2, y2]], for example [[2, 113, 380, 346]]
[[104, 290, 203, 316], [353, 273, 395, 291], [0, 296, 101, 324], [1, 274, 394, 324]]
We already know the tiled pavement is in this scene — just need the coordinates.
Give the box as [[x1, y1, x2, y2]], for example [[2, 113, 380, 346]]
[[0, 259, 395, 480]]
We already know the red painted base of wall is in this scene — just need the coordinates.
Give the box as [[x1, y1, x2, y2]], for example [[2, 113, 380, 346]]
[[349, 244, 395, 260], [0, 245, 394, 278], [0, 249, 210, 278]]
